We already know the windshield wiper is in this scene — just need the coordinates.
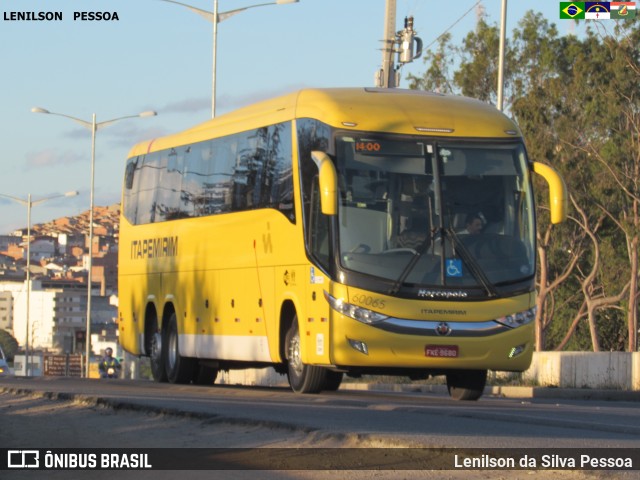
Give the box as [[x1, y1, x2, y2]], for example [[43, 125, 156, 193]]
[[388, 237, 432, 296], [446, 227, 498, 298]]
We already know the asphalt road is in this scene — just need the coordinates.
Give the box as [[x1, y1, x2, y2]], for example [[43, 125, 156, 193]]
[[1, 376, 638, 479], [1, 376, 640, 447]]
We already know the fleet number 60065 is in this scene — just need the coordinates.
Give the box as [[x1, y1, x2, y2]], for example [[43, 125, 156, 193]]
[[351, 295, 386, 309]]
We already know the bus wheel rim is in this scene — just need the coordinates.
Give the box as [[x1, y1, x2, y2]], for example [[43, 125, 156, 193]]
[[168, 328, 177, 370], [151, 333, 162, 363], [289, 332, 303, 375]]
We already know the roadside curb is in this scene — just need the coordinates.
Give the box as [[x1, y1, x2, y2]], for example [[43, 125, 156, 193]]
[[489, 386, 640, 401], [2, 377, 639, 402], [342, 383, 640, 401], [0, 383, 319, 434]]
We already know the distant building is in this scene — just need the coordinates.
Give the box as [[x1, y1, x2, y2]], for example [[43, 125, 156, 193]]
[[0, 279, 118, 355], [0, 253, 17, 271], [0, 235, 21, 253], [0, 291, 13, 332], [30, 236, 57, 262], [0, 204, 121, 356], [3, 242, 25, 262], [91, 250, 118, 294]]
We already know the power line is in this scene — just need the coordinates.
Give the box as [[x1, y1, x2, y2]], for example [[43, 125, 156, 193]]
[[422, 0, 483, 52]]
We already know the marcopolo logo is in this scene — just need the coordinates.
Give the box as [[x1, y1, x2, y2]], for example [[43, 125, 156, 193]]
[[417, 289, 468, 299], [7, 450, 39, 468]]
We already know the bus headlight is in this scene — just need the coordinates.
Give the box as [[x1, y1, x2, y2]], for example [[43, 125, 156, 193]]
[[496, 306, 537, 328], [324, 292, 389, 325]]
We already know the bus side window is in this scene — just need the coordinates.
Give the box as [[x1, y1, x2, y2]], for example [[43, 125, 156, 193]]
[[124, 156, 142, 224], [137, 152, 162, 224], [125, 158, 137, 190]]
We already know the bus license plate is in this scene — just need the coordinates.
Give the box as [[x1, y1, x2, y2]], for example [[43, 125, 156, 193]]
[[425, 345, 459, 358]]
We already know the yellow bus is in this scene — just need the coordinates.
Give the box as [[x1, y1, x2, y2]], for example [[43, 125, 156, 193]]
[[118, 88, 566, 400]]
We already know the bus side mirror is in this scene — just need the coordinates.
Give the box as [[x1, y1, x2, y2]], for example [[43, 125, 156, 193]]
[[533, 161, 568, 224], [311, 151, 338, 216]]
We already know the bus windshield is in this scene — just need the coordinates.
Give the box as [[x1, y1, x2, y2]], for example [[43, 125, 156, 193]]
[[335, 135, 535, 290]]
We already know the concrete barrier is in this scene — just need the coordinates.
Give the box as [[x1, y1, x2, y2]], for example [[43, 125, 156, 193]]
[[524, 352, 640, 390], [218, 368, 287, 388], [634, 353, 640, 390]]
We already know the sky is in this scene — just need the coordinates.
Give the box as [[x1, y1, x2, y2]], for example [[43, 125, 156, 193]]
[[0, 0, 586, 234]]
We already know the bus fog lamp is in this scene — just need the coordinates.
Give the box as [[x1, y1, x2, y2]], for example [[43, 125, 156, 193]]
[[508, 344, 526, 358], [347, 338, 369, 355]]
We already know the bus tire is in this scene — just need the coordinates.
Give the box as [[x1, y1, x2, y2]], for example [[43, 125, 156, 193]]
[[149, 325, 167, 383], [165, 312, 196, 384], [446, 370, 487, 401], [194, 365, 218, 385], [285, 318, 325, 394], [322, 371, 344, 391]]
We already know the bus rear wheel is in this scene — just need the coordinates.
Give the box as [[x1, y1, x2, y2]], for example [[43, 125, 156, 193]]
[[285, 319, 326, 394], [446, 369, 487, 401], [149, 327, 167, 382], [193, 364, 218, 385], [165, 312, 196, 384]]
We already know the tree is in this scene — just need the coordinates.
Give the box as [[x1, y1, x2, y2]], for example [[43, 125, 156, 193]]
[[0, 329, 19, 361], [407, 33, 455, 94], [409, 12, 640, 351], [554, 21, 639, 352]]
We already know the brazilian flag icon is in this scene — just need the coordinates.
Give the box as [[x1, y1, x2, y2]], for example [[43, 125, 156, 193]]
[[560, 2, 586, 18]]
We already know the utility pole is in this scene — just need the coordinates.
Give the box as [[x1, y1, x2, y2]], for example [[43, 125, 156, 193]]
[[375, 0, 423, 88], [496, 0, 507, 111], [378, 0, 397, 88]]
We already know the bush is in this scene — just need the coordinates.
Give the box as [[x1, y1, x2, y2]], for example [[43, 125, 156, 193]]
[[0, 329, 19, 361]]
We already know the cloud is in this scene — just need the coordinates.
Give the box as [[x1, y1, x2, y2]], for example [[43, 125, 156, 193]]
[[158, 84, 309, 116], [163, 97, 210, 114], [63, 127, 93, 140], [217, 84, 308, 111], [102, 124, 172, 148], [24, 149, 85, 169]]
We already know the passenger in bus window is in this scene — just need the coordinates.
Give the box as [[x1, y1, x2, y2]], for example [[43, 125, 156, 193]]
[[459, 212, 485, 235]]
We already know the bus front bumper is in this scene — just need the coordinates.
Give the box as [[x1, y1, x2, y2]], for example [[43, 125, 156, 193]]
[[330, 314, 534, 372]]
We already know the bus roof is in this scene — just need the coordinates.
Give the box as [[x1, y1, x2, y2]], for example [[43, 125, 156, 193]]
[[129, 88, 522, 157]]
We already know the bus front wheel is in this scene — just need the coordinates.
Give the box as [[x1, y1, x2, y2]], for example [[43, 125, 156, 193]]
[[285, 319, 326, 394], [446, 370, 487, 401], [322, 371, 344, 391]]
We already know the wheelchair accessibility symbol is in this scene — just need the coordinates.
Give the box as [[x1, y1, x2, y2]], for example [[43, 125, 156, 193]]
[[446, 259, 463, 277]]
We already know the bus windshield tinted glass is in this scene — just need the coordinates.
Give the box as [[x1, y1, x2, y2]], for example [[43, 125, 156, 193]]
[[336, 136, 535, 289]]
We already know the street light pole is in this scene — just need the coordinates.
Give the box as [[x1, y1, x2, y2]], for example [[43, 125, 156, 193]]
[[88, 113, 96, 378], [159, 0, 299, 118], [26, 194, 31, 375], [31, 107, 157, 377], [496, 0, 508, 111], [212, 0, 219, 118], [0, 191, 78, 376]]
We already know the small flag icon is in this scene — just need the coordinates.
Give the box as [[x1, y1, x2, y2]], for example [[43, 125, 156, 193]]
[[585, 2, 611, 19], [560, 2, 585, 18], [611, 2, 636, 18]]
